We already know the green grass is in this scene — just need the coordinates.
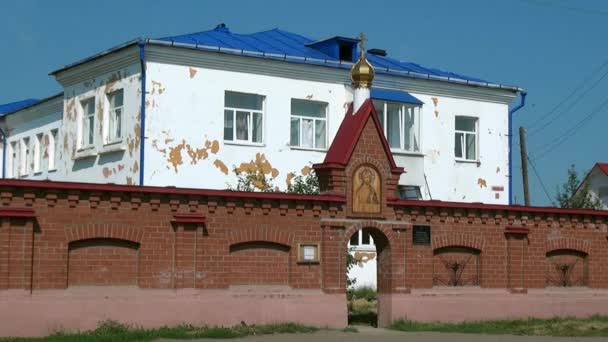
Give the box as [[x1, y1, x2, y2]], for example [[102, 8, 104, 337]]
[[391, 315, 608, 337], [346, 286, 376, 302], [0, 320, 318, 342]]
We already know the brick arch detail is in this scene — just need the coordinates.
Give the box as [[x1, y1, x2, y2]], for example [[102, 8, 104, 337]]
[[342, 221, 397, 247], [432, 233, 485, 252], [545, 238, 591, 255], [347, 157, 391, 180], [228, 227, 294, 248], [65, 224, 143, 244]]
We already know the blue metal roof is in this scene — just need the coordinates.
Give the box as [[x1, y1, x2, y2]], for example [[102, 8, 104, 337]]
[[159, 24, 490, 84], [371, 88, 424, 105], [0, 99, 39, 116]]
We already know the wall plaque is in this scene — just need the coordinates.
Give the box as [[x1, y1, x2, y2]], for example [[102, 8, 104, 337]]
[[353, 165, 381, 214], [297, 243, 320, 263], [412, 225, 431, 245]]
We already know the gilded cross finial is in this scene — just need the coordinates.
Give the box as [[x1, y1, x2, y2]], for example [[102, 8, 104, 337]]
[[358, 32, 367, 55]]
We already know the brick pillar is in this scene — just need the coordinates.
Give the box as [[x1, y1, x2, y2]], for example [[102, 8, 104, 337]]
[[0, 218, 35, 290], [505, 227, 529, 293], [321, 224, 344, 292], [0, 219, 9, 289]]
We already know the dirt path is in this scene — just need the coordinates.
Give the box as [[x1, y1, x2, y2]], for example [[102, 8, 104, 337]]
[[156, 325, 608, 342]]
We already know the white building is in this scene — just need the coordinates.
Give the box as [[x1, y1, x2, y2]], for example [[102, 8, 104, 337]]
[[0, 24, 524, 288], [577, 163, 608, 210]]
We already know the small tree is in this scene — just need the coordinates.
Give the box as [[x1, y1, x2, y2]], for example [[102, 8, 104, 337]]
[[555, 164, 602, 209], [286, 170, 320, 195], [228, 167, 277, 192]]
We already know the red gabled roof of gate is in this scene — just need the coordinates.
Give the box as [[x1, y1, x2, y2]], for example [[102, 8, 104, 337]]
[[315, 99, 404, 174], [597, 163, 608, 176]]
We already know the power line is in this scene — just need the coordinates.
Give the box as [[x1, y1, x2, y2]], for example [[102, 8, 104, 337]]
[[531, 95, 608, 160], [526, 58, 608, 132], [517, 0, 608, 16], [527, 155, 555, 206], [527, 65, 608, 136]]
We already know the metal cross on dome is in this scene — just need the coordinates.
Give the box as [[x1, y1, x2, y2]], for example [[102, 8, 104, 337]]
[[358, 32, 367, 53]]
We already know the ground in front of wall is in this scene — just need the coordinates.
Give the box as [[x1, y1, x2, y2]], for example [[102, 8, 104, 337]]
[[5, 317, 608, 341]]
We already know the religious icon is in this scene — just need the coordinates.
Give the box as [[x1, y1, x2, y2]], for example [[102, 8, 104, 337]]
[[353, 165, 381, 213]]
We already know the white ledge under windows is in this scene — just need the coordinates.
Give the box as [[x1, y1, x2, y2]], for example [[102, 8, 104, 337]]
[[223, 141, 265, 148], [455, 158, 480, 165], [73, 145, 97, 160], [391, 149, 425, 157], [288, 145, 327, 153], [100, 140, 127, 155]]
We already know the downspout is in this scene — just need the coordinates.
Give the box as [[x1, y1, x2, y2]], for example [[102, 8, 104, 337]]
[[138, 40, 147, 186], [0, 128, 6, 178], [508, 91, 527, 205]]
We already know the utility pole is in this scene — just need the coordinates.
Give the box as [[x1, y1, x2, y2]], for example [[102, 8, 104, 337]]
[[519, 126, 530, 206]]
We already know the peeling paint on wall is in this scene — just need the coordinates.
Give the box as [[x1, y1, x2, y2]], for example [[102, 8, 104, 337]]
[[477, 178, 487, 188], [301, 165, 311, 176], [102, 167, 112, 178], [431, 97, 439, 117], [286, 172, 295, 186], [354, 251, 376, 266], [150, 81, 166, 95], [213, 159, 228, 175], [189, 68, 198, 79], [152, 131, 221, 174], [496, 167, 501, 173], [236, 153, 279, 179]]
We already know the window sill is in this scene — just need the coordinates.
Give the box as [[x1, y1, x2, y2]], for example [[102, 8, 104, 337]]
[[48, 168, 57, 173], [100, 142, 126, 154], [73, 146, 97, 160], [289, 145, 328, 152], [455, 159, 480, 165], [223, 141, 265, 148], [391, 150, 425, 157], [33, 171, 43, 176]]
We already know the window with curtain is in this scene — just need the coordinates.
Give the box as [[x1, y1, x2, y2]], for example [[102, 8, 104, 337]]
[[372, 100, 421, 152], [224, 91, 264, 144], [290, 99, 327, 149]]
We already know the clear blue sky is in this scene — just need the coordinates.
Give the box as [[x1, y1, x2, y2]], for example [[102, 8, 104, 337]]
[[1, 0, 607, 206]]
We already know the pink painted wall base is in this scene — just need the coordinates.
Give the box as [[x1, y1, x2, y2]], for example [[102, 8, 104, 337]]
[[0, 287, 347, 337], [389, 287, 608, 322]]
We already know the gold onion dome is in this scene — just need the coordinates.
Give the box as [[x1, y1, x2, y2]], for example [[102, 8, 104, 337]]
[[351, 33, 375, 88]]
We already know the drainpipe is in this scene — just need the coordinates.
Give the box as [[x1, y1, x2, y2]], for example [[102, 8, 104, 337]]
[[0, 128, 6, 178], [138, 40, 147, 186], [508, 91, 527, 205]]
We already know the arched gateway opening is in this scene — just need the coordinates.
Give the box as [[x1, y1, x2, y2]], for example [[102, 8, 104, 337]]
[[346, 227, 391, 327]]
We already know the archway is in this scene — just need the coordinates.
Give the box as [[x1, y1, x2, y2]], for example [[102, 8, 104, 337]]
[[346, 227, 391, 327]]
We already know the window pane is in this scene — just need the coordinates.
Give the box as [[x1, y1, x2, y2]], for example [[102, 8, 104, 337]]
[[225, 91, 263, 110], [111, 90, 123, 107], [236, 111, 249, 141], [373, 100, 384, 128], [315, 120, 326, 149], [466, 133, 476, 160], [456, 117, 476, 132], [301, 119, 314, 148], [252, 112, 263, 143], [349, 233, 359, 246], [291, 99, 326, 118], [361, 229, 371, 245], [290, 117, 300, 146], [386, 103, 401, 148], [224, 110, 234, 141], [88, 117, 94, 145], [85, 99, 95, 115], [114, 108, 122, 138], [403, 106, 415, 151], [455, 132, 464, 158]]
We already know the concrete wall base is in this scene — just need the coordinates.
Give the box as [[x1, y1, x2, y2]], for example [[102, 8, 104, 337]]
[[390, 287, 608, 322], [0, 286, 347, 337]]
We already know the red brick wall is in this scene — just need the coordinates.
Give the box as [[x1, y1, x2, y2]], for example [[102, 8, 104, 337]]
[[67, 238, 139, 286]]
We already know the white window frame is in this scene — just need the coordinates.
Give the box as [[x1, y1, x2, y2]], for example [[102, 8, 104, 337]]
[[223, 91, 265, 145], [79, 97, 96, 149], [48, 129, 58, 171], [289, 99, 328, 150], [373, 100, 421, 153], [8, 141, 18, 179], [455, 116, 478, 162], [34, 133, 43, 173], [20, 137, 30, 177], [106, 90, 123, 144]]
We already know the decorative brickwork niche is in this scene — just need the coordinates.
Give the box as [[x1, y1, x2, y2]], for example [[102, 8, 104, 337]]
[[67, 238, 140, 286], [228, 241, 290, 285], [433, 246, 481, 286], [546, 249, 588, 287]]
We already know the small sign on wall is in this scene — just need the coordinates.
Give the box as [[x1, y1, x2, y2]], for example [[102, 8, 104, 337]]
[[412, 225, 431, 245], [297, 243, 320, 263]]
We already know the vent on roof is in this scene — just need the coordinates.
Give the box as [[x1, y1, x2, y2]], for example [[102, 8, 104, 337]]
[[214, 23, 229, 32], [368, 48, 387, 56]]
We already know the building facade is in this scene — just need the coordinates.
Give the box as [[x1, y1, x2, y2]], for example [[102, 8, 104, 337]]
[[0, 24, 525, 290]]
